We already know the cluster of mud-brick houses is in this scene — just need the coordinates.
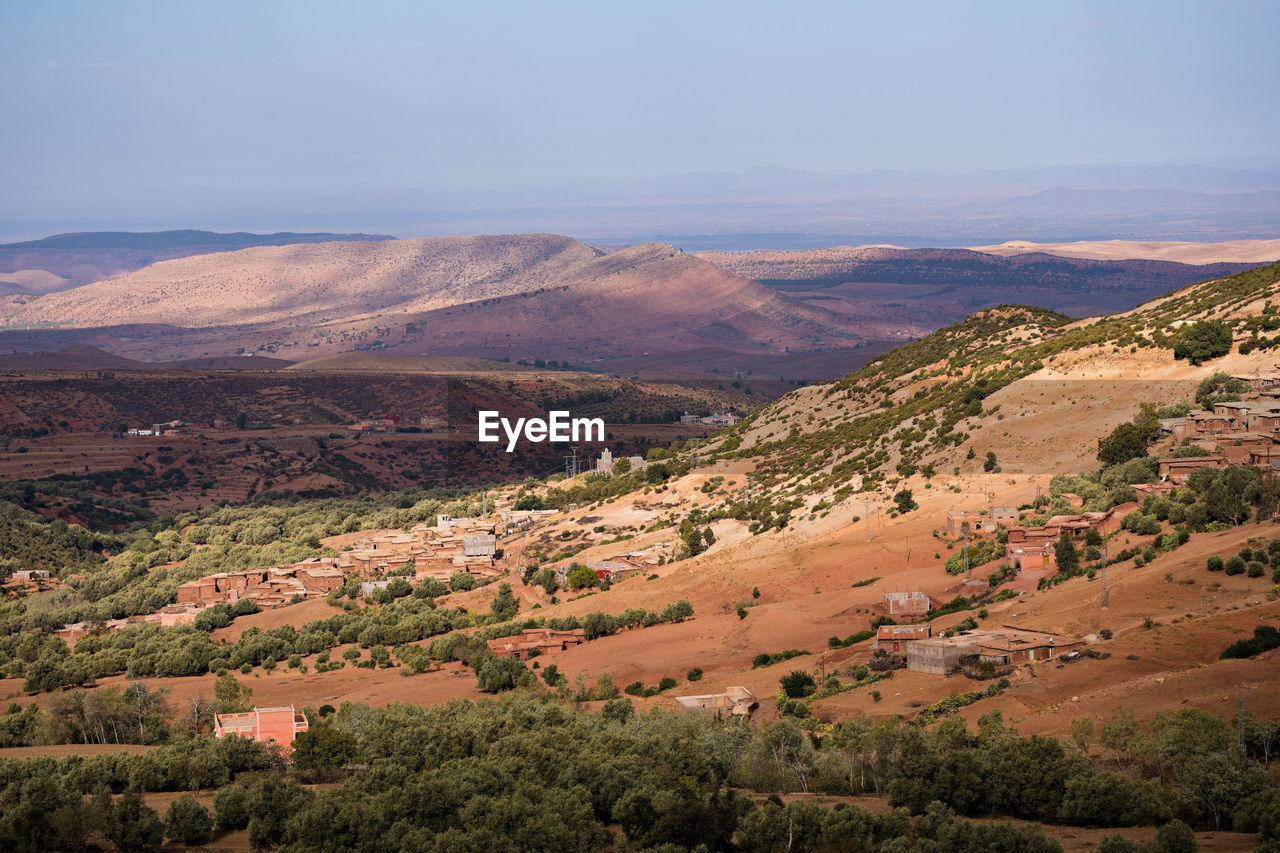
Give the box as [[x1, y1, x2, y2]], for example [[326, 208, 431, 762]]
[[1003, 503, 1133, 571], [175, 559, 346, 608], [872, 593, 1085, 673], [486, 627, 587, 659], [1156, 394, 1280, 484], [337, 514, 503, 583], [169, 514, 516, 610], [55, 603, 211, 643], [898, 626, 1084, 674], [947, 499, 1133, 573]]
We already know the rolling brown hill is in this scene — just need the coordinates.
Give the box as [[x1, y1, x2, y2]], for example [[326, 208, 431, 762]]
[[0, 235, 852, 364], [0, 229, 392, 292]]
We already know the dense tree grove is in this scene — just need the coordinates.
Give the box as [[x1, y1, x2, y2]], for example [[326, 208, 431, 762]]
[[0, 693, 1273, 851]]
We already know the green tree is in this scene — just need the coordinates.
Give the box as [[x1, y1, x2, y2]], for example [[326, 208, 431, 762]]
[[780, 670, 817, 699], [893, 489, 918, 514], [514, 493, 544, 510], [163, 796, 212, 846], [476, 655, 526, 692], [1055, 532, 1079, 574], [291, 726, 359, 770], [1154, 819, 1198, 853], [567, 564, 598, 590], [984, 451, 998, 472], [1173, 320, 1233, 365], [213, 674, 253, 713], [412, 577, 447, 598], [449, 572, 478, 592], [213, 785, 251, 830], [107, 791, 164, 853], [1098, 421, 1151, 466], [601, 697, 634, 723], [1195, 372, 1245, 408], [488, 582, 519, 621]]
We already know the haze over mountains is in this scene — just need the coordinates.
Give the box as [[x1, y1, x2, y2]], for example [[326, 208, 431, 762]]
[[11, 164, 1280, 250]]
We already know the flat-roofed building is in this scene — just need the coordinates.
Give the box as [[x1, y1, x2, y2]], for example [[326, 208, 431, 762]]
[[674, 686, 757, 717], [907, 628, 1085, 674], [214, 705, 308, 748], [876, 624, 931, 652]]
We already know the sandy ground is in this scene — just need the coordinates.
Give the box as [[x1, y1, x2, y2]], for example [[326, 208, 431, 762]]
[[971, 239, 1280, 265]]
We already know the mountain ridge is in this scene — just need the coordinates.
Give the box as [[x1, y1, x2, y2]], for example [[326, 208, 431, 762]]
[[0, 229, 396, 292], [0, 234, 851, 363]]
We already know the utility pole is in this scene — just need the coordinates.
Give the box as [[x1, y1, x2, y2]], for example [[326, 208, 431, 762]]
[[905, 535, 910, 563], [1100, 542, 1109, 609], [863, 501, 871, 542]]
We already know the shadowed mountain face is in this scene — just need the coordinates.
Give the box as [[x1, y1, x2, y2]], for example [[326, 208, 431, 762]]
[[697, 246, 1265, 329], [698, 246, 1260, 292], [0, 230, 394, 292]]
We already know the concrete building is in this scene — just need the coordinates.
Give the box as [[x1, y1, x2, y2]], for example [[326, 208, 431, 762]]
[[906, 635, 980, 675], [214, 705, 308, 748], [8, 570, 51, 582], [972, 629, 1085, 666], [990, 507, 1018, 526], [360, 580, 392, 597], [906, 628, 1085, 674], [946, 511, 972, 537], [673, 686, 757, 717], [882, 591, 931, 616]]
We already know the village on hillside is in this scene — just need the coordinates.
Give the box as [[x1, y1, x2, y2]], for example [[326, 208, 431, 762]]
[[47, 384, 1280, 710]]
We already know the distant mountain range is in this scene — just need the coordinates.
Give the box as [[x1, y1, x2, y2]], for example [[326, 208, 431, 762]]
[[0, 229, 393, 292], [1, 231, 1273, 382], [0, 234, 851, 368]]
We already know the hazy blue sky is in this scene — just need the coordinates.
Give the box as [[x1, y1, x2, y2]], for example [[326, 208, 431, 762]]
[[2, 0, 1278, 236]]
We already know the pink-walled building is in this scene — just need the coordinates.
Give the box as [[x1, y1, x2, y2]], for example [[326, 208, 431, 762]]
[[214, 705, 308, 748]]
